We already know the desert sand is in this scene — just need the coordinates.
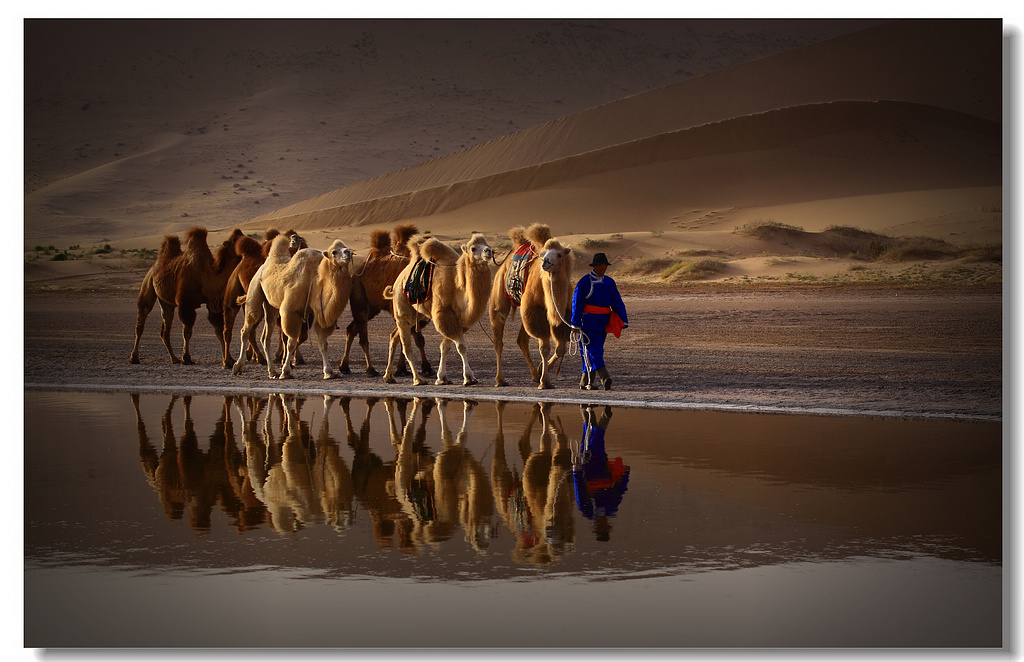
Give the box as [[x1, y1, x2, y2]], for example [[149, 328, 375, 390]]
[[22, 18, 1004, 420]]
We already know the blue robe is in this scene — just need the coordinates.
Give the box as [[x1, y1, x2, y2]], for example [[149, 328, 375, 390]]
[[570, 271, 628, 373], [572, 421, 630, 520]]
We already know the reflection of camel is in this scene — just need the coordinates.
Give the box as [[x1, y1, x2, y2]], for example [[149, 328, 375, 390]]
[[133, 393, 255, 532], [233, 236, 354, 379], [384, 234, 494, 386], [311, 396, 356, 532], [343, 397, 405, 547], [390, 397, 443, 551], [259, 395, 317, 533], [130, 226, 244, 365], [340, 223, 431, 378], [221, 228, 308, 368], [489, 224, 576, 389], [516, 403, 576, 564], [433, 399, 495, 552], [491, 401, 541, 555]]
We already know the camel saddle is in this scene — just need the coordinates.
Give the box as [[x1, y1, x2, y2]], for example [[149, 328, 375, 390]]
[[504, 242, 535, 307], [404, 258, 435, 305]]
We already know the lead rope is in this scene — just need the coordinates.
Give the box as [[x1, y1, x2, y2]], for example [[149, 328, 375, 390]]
[[548, 275, 590, 361]]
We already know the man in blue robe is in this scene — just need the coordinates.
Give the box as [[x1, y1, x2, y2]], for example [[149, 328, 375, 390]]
[[570, 253, 628, 390], [573, 405, 629, 542]]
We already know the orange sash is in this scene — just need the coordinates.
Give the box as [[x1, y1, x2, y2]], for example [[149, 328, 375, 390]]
[[583, 305, 625, 338]]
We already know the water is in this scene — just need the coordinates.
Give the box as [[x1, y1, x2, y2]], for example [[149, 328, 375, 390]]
[[23, 389, 1003, 649]]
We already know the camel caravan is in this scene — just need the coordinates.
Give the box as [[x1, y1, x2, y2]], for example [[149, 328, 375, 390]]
[[129, 222, 584, 390]]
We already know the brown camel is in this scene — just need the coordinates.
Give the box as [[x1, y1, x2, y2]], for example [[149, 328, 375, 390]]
[[383, 233, 494, 386], [340, 223, 431, 377], [130, 226, 244, 365], [221, 228, 308, 368], [232, 236, 355, 379], [488, 223, 575, 388]]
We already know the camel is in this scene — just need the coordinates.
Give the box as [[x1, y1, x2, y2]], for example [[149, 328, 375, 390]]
[[391, 397, 440, 550], [383, 233, 494, 386], [340, 223, 432, 378], [488, 223, 575, 388], [222, 228, 309, 368], [130, 226, 244, 365], [232, 235, 354, 379], [433, 398, 496, 551], [517, 403, 575, 565]]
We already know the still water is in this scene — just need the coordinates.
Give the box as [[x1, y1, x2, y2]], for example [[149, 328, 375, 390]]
[[24, 389, 1002, 649]]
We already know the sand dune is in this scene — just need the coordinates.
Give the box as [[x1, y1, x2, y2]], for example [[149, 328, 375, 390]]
[[23, 18, 1003, 286], [246, 19, 1001, 236]]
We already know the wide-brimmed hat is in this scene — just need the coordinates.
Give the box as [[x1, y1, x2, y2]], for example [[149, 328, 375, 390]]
[[590, 253, 611, 267]]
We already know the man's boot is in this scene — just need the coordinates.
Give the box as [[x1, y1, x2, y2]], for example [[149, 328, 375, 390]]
[[580, 370, 596, 390], [597, 367, 612, 390]]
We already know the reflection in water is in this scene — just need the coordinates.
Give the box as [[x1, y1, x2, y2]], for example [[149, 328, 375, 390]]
[[27, 390, 1001, 648], [573, 405, 630, 543], [132, 392, 625, 564]]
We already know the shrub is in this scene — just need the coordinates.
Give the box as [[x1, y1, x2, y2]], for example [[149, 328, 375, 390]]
[[735, 220, 804, 239]]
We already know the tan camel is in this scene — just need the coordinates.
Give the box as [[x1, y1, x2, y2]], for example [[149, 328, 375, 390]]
[[433, 398, 496, 551], [391, 397, 441, 550], [488, 223, 575, 388], [516, 403, 575, 565], [222, 229, 308, 368], [383, 233, 494, 386], [490, 401, 541, 555], [130, 226, 244, 365], [232, 236, 354, 379], [340, 223, 431, 377]]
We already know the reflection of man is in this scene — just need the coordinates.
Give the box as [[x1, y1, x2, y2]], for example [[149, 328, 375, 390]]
[[570, 253, 628, 390], [572, 405, 629, 542]]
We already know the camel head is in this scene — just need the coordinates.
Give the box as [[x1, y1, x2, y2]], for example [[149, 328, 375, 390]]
[[322, 239, 354, 268], [461, 233, 493, 265], [286, 231, 308, 255], [540, 239, 573, 274]]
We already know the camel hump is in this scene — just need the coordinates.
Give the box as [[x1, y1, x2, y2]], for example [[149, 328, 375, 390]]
[[234, 234, 263, 258], [525, 223, 552, 249], [507, 225, 527, 245], [392, 223, 419, 254], [369, 229, 391, 253], [267, 233, 293, 259], [263, 227, 281, 241], [158, 234, 182, 262], [419, 237, 458, 265]]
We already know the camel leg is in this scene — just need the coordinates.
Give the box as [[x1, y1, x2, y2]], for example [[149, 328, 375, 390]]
[[436, 337, 453, 385], [158, 301, 182, 364], [178, 306, 198, 365], [516, 325, 539, 382], [276, 311, 305, 380], [548, 331, 569, 378], [413, 325, 432, 375], [453, 334, 478, 386], [277, 336, 298, 379], [222, 304, 238, 368], [129, 278, 157, 364], [339, 319, 358, 375], [382, 326, 401, 384], [232, 315, 252, 375], [262, 305, 281, 379], [491, 307, 509, 387], [208, 309, 229, 368], [537, 336, 554, 389], [314, 323, 338, 380], [392, 319, 428, 386]]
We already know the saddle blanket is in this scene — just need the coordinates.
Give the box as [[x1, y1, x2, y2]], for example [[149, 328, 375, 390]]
[[504, 242, 534, 307], [405, 258, 434, 305]]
